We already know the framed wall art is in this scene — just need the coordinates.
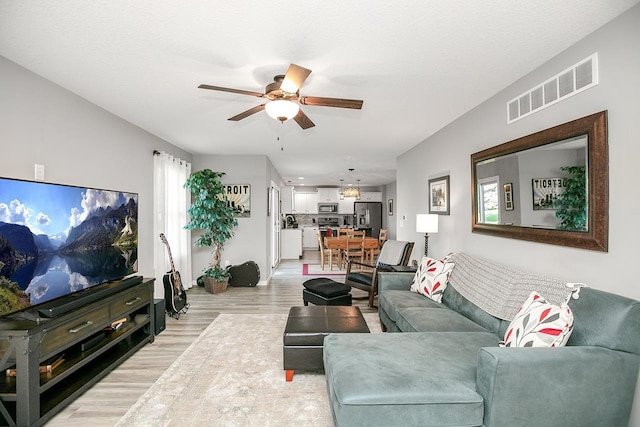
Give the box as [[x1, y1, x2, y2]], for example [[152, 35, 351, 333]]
[[428, 175, 450, 215], [504, 182, 514, 211], [388, 198, 394, 216], [532, 177, 566, 210], [224, 184, 251, 217]]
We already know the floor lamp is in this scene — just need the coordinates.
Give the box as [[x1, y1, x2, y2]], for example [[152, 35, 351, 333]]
[[416, 214, 438, 257]]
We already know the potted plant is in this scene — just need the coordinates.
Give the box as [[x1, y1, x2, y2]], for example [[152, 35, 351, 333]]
[[555, 165, 587, 231], [184, 169, 238, 294]]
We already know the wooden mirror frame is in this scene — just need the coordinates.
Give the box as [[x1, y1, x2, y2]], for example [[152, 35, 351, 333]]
[[471, 110, 608, 251]]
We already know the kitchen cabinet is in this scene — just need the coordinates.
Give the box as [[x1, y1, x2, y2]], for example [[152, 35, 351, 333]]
[[293, 192, 319, 214], [338, 197, 355, 214], [281, 229, 302, 259], [317, 188, 340, 203], [359, 192, 382, 202], [281, 187, 294, 213], [302, 226, 319, 249]]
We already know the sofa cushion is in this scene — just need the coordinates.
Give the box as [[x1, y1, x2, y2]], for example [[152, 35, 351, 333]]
[[442, 284, 503, 335], [501, 291, 574, 348], [396, 307, 499, 334], [379, 289, 444, 324], [324, 331, 500, 427], [410, 256, 454, 302]]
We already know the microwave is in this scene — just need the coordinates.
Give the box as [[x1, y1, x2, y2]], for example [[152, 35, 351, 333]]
[[318, 203, 338, 213]]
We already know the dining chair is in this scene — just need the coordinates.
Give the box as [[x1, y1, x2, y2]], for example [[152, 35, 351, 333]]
[[343, 234, 365, 266], [317, 230, 341, 270], [367, 229, 387, 264], [351, 230, 365, 238], [337, 228, 351, 237], [344, 240, 415, 307], [363, 238, 381, 265]]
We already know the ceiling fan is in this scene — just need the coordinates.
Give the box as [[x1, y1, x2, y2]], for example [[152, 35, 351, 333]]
[[198, 64, 363, 129]]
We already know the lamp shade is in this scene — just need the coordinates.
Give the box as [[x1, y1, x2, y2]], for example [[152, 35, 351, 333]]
[[416, 214, 438, 233], [265, 100, 300, 122]]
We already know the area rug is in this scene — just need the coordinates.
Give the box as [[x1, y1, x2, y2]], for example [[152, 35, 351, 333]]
[[302, 263, 345, 276], [116, 312, 380, 427]]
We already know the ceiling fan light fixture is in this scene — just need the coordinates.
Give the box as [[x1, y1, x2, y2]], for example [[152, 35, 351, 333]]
[[265, 100, 299, 122]]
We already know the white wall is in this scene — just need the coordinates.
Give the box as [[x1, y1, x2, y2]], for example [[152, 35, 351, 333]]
[[191, 155, 279, 283], [384, 182, 397, 239], [396, 4, 640, 424], [0, 55, 192, 298]]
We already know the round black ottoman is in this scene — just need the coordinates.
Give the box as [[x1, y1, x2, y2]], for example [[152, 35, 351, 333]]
[[302, 278, 352, 306]]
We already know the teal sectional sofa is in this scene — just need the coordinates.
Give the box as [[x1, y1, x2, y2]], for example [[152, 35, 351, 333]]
[[323, 253, 640, 427]]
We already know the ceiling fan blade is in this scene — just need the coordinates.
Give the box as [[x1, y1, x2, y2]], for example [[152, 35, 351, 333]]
[[198, 84, 264, 98], [280, 64, 312, 93], [300, 96, 363, 110], [228, 104, 266, 121], [293, 108, 315, 130]]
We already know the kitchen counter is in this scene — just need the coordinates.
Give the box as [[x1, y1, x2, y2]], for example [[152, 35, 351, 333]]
[[281, 229, 302, 259], [302, 226, 319, 250]]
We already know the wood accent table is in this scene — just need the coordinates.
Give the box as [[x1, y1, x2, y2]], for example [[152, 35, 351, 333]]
[[283, 306, 369, 382]]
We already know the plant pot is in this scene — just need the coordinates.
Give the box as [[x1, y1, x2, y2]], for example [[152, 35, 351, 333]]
[[203, 276, 229, 294]]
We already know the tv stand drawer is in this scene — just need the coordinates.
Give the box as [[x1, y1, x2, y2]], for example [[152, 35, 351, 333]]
[[111, 286, 150, 319], [41, 306, 110, 357]]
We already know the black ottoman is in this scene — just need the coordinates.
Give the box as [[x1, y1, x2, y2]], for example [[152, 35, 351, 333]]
[[302, 278, 352, 306], [283, 306, 370, 381]]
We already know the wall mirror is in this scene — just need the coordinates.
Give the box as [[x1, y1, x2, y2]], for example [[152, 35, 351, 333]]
[[471, 110, 608, 251]]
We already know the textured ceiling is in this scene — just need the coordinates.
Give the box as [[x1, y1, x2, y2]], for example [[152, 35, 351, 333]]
[[1, 1, 637, 187]]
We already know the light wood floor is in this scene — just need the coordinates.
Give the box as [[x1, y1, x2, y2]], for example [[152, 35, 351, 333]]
[[47, 251, 377, 426]]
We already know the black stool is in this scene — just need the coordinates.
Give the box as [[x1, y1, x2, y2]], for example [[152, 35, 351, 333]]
[[302, 278, 352, 306]]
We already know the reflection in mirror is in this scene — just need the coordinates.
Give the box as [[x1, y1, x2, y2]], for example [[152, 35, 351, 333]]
[[471, 111, 608, 252], [475, 135, 588, 231]]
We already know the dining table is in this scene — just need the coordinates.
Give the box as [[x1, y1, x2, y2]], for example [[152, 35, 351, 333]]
[[323, 236, 381, 269]]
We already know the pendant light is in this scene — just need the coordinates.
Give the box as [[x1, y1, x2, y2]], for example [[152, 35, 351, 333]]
[[342, 168, 361, 199]]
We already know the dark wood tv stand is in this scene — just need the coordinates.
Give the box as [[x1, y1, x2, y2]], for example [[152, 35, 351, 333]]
[[0, 277, 155, 426]]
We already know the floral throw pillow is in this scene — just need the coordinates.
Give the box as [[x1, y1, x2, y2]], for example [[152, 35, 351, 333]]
[[409, 256, 454, 303], [501, 291, 574, 348]]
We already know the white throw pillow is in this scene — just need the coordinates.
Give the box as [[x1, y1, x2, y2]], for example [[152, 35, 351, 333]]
[[501, 291, 574, 348], [410, 256, 454, 303]]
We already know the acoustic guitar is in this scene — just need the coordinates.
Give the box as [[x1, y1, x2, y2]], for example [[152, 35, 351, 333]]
[[159, 233, 188, 318]]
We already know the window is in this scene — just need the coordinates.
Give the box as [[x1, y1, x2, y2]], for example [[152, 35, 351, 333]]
[[153, 151, 192, 289], [477, 177, 500, 224]]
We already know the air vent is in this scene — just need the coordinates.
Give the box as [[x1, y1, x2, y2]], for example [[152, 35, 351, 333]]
[[507, 53, 598, 124]]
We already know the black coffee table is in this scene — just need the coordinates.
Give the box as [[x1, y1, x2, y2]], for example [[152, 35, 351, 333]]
[[283, 306, 370, 382]]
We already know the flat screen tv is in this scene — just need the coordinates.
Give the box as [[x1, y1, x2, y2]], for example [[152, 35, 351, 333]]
[[0, 177, 138, 319]]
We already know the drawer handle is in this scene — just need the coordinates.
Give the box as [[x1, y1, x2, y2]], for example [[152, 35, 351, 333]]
[[125, 296, 142, 306], [69, 321, 93, 334]]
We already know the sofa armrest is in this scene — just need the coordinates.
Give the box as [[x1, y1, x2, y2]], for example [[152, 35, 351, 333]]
[[476, 346, 640, 427], [377, 272, 414, 293]]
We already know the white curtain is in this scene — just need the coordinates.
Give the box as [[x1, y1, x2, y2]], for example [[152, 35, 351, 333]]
[[153, 151, 193, 293]]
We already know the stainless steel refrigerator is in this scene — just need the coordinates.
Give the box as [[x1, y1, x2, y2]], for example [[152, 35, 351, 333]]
[[354, 202, 382, 238]]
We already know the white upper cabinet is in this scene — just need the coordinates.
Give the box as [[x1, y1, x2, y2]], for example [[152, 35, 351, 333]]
[[281, 187, 294, 213], [338, 197, 355, 214], [317, 188, 340, 203], [293, 192, 319, 214], [359, 192, 382, 202]]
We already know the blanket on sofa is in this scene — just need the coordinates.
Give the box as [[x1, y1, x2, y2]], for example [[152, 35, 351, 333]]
[[446, 253, 577, 320]]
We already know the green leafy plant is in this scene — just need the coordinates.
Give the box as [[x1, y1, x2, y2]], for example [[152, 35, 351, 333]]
[[555, 165, 587, 231], [204, 265, 231, 282], [184, 169, 238, 280]]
